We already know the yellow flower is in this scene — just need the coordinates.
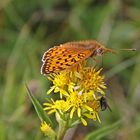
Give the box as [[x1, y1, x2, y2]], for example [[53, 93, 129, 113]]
[[47, 72, 73, 98], [40, 121, 56, 137], [48, 72, 70, 87], [44, 99, 70, 114], [87, 99, 100, 112], [83, 96, 101, 124], [84, 111, 101, 123], [67, 91, 93, 118], [44, 61, 108, 126], [80, 117, 88, 126], [77, 67, 106, 94]]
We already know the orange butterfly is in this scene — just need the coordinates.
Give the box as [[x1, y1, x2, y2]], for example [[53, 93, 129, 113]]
[[41, 40, 135, 75]]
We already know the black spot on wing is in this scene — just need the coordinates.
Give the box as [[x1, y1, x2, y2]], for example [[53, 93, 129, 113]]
[[71, 58, 77, 63]]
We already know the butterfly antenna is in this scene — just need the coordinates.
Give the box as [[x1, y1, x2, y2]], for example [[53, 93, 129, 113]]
[[104, 48, 117, 55], [114, 48, 137, 53], [119, 48, 136, 51], [104, 48, 136, 55]]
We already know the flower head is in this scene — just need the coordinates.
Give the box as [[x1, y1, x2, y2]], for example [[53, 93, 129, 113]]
[[43, 62, 108, 126], [44, 99, 70, 114], [40, 121, 55, 137], [47, 72, 74, 98], [67, 91, 85, 118], [77, 67, 106, 94]]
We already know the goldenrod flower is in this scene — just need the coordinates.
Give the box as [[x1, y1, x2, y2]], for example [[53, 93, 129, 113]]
[[40, 121, 51, 135], [44, 99, 70, 114], [84, 111, 101, 123], [67, 91, 84, 118], [87, 99, 100, 112], [40, 121, 56, 138], [67, 91, 97, 118], [77, 67, 106, 94], [47, 72, 73, 98], [43, 62, 107, 126]]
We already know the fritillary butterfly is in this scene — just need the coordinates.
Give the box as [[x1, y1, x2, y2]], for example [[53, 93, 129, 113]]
[[41, 40, 114, 75]]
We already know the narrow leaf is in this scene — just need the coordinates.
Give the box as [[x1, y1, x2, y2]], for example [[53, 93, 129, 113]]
[[85, 120, 121, 140], [26, 84, 53, 127]]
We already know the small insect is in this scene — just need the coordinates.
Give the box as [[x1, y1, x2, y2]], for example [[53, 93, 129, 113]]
[[100, 96, 112, 112], [41, 40, 136, 75]]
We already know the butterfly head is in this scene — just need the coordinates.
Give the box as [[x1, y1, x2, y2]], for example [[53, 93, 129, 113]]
[[88, 41, 114, 56], [94, 47, 105, 56], [94, 45, 115, 56]]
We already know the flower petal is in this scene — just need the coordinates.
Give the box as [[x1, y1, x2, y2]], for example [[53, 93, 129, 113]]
[[80, 118, 87, 126], [77, 107, 81, 117], [70, 107, 76, 118], [47, 86, 55, 94]]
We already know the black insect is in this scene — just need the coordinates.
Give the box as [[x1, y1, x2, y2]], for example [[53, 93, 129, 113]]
[[100, 97, 112, 112]]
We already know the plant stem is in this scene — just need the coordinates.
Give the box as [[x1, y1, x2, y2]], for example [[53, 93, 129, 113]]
[[57, 117, 68, 140]]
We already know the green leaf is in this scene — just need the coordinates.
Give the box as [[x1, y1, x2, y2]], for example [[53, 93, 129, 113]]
[[85, 120, 121, 140], [25, 84, 53, 127]]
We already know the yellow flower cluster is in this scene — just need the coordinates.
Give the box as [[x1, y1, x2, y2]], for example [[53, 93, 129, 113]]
[[40, 121, 56, 138], [40, 121, 52, 136], [43, 63, 106, 126]]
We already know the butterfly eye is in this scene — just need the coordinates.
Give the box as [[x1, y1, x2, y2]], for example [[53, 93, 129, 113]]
[[96, 48, 103, 56]]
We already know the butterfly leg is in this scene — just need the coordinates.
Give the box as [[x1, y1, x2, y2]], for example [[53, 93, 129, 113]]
[[92, 57, 99, 68], [92, 56, 103, 69]]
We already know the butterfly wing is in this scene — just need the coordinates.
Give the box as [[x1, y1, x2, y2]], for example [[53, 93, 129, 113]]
[[41, 44, 93, 74]]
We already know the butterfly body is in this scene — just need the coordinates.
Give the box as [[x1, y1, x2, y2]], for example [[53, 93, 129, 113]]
[[41, 40, 113, 75]]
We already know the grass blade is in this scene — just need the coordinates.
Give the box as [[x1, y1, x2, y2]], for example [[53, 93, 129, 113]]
[[26, 84, 53, 127], [85, 120, 121, 140]]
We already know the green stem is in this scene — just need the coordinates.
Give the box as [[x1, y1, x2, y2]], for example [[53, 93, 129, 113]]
[[57, 116, 69, 140]]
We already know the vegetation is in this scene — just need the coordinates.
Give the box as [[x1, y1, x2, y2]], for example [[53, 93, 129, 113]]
[[0, 0, 140, 139]]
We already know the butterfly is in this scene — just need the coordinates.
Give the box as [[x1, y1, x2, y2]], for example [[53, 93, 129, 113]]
[[41, 40, 135, 75], [40, 40, 114, 75]]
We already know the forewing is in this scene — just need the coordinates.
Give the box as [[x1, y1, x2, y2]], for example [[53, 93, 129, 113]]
[[41, 45, 91, 74]]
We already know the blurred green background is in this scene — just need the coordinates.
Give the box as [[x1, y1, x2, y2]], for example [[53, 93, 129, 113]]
[[0, 0, 140, 139]]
